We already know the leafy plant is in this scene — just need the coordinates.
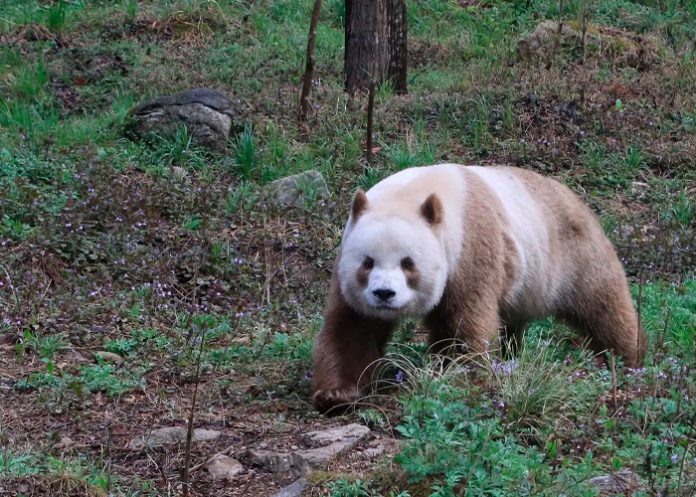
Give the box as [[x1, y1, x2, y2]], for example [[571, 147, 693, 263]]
[[326, 478, 373, 497]]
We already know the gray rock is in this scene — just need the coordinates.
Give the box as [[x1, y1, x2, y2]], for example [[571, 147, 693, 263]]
[[127, 427, 221, 449], [170, 166, 188, 179], [296, 423, 371, 465], [588, 470, 642, 495], [267, 170, 329, 208], [94, 351, 123, 365], [300, 423, 371, 447], [126, 88, 235, 150], [363, 446, 384, 458], [244, 449, 309, 477], [206, 455, 244, 481], [517, 20, 599, 60], [271, 478, 308, 497], [517, 21, 663, 68], [245, 424, 370, 476]]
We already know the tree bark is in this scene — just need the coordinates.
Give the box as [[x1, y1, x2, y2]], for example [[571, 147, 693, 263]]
[[387, 0, 407, 94], [344, 0, 408, 95]]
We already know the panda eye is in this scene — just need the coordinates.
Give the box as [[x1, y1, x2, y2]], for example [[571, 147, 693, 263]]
[[401, 257, 415, 271], [362, 257, 374, 270]]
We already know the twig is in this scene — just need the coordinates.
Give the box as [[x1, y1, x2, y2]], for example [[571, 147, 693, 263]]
[[636, 272, 644, 365], [610, 353, 618, 409], [0, 264, 19, 310], [546, 0, 564, 70], [674, 364, 688, 419], [181, 323, 207, 496], [580, 1, 588, 64], [366, 81, 375, 165], [654, 305, 671, 366]]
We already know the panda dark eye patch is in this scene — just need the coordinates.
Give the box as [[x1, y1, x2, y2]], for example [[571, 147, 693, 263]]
[[362, 257, 374, 270], [401, 257, 415, 271]]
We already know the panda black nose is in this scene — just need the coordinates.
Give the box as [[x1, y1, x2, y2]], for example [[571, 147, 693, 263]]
[[373, 288, 395, 301]]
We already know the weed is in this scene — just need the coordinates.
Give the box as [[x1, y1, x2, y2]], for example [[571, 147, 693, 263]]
[[386, 142, 419, 171], [79, 363, 146, 396], [183, 215, 202, 231], [326, 478, 373, 497], [125, 0, 138, 22], [46, 0, 67, 33], [226, 182, 258, 214], [624, 145, 646, 170], [0, 215, 34, 241], [358, 408, 388, 430], [146, 125, 209, 171], [357, 167, 385, 191], [233, 124, 258, 180], [481, 338, 599, 428], [14, 61, 49, 99], [666, 192, 695, 227]]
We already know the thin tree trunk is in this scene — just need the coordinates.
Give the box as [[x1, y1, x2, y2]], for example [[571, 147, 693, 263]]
[[298, 0, 323, 123], [345, 0, 388, 93]]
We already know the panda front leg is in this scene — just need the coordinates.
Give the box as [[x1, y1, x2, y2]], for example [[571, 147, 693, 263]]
[[425, 290, 502, 359], [312, 280, 396, 414]]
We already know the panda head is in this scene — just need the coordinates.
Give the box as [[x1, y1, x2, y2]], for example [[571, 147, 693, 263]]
[[338, 189, 449, 320]]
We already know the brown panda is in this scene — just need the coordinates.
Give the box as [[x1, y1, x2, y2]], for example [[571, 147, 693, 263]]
[[312, 164, 646, 413]]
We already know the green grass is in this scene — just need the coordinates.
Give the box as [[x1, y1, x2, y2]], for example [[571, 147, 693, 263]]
[[353, 280, 696, 497]]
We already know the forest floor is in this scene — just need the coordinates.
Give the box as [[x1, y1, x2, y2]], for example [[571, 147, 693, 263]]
[[1, 1, 695, 496]]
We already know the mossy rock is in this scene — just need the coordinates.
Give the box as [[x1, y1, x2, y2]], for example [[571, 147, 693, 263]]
[[517, 20, 667, 69]]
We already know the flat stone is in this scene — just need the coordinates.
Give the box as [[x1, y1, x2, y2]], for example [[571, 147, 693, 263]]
[[267, 170, 329, 208], [94, 351, 124, 365], [363, 446, 384, 458], [206, 455, 244, 481], [245, 424, 370, 476], [588, 470, 642, 495], [125, 88, 236, 150], [295, 423, 371, 465], [244, 449, 310, 477], [517, 20, 664, 69], [271, 478, 308, 497], [127, 427, 221, 449], [300, 423, 370, 447]]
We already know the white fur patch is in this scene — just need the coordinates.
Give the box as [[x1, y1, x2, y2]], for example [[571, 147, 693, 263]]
[[339, 216, 446, 319], [466, 166, 564, 315]]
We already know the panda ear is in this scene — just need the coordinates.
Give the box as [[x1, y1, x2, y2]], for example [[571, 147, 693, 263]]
[[351, 189, 369, 221], [420, 193, 443, 225]]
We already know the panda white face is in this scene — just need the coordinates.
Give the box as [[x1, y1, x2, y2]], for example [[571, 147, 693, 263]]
[[338, 215, 448, 320]]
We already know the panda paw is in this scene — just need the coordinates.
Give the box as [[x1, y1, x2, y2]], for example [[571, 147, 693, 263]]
[[312, 387, 359, 415]]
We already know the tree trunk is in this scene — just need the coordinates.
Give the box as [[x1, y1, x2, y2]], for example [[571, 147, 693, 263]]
[[344, 0, 406, 94], [298, 0, 323, 123], [387, 0, 407, 95]]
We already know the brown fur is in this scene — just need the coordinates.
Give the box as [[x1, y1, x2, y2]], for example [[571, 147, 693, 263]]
[[312, 166, 647, 413], [312, 271, 396, 413]]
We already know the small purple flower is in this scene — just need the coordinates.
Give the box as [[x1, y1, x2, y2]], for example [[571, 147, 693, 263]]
[[492, 359, 518, 376], [671, 454, 679, 464], [395, 370, 405, 383]]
